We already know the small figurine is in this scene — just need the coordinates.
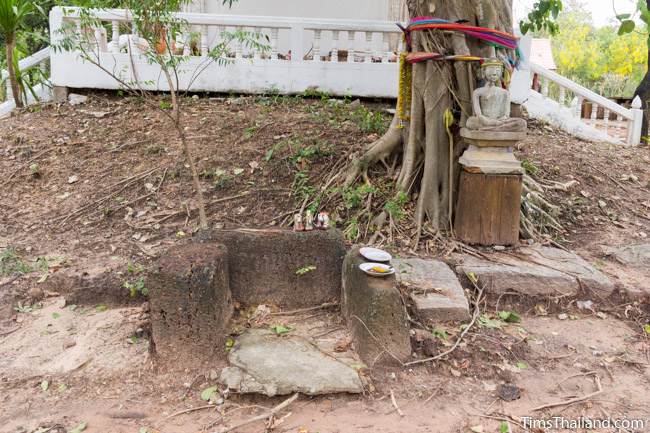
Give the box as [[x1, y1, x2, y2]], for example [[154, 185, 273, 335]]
[[316, 212, 330, 230], [305, 210, 314, 231], [293, 214, 304, 232]]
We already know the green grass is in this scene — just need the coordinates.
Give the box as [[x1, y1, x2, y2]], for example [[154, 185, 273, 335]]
[[0, 248, 31, 276]]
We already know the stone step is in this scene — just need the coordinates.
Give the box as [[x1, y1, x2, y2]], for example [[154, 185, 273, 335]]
[[454, 246, 615, 297], [394, 258, 471, 323], [220, 329, 363, 396]]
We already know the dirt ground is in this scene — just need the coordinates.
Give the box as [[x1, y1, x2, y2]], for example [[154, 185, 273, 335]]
[[1, 93, 650, 433], [1, 298, 648, 433]]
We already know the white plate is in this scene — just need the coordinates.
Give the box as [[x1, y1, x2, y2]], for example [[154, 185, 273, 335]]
[[359, 247, 392, 262], [359, 262, 395, 277]]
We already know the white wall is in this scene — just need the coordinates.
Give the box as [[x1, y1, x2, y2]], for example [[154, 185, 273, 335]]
[[205, 0, 391, 21]]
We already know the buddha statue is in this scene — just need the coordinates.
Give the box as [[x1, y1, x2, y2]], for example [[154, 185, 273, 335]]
[[465, 59, 527, 132]]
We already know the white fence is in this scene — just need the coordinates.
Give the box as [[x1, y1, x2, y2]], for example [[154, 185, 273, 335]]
[[0, 47, 52, 119], [511, 36, 643, 146], [49, 7, 402, 98]]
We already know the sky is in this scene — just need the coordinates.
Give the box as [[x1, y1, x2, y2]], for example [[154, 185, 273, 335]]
[[513, 0, 638, 28]]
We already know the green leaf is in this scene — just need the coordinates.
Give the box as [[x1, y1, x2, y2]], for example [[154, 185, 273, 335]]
[[498, 311, 522, 324], [200, 386, 219, 401], [95, 305, 108, 312], [58, 383, 68, 392], [478, 314, 504, 329], [616, 13, 632, 20], [517, 362, 528, 370], [40, 380, 49, 391], [618, 20, 636, 35], [270, 324, 293, 335], [139, 428, 149, 433], [644, 324, 650, 334], [499, 421, 509, 433], [295, 265, 316, 276], [52, 312, 61, 319], [68, 422, 87, 433], [466, 272, 478, 285]]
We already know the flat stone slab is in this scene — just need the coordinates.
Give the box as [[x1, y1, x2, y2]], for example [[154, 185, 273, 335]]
[[342, 247, 412, 367], [460, 128, 527, 148], [455, 246, 615, 297], [459, 146, 523, 175], [197, 229, 346, 308], [610, 244, 650, 268], [220, 329, 363, 396], [394, 258, 470, 323]]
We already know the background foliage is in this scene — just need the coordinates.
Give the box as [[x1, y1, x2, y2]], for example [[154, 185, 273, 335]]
[[527, 0, 648, 98]]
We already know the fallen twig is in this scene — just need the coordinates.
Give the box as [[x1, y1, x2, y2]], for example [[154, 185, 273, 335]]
[[270, 302, 339, 316], [404, 281, 484, 367], [214, 393, 299, 433], [390, 389, 404, 417], [0, 327, 20, 337], [154, 192, 251, 224], [3, 148, 55, 186], [532, 374, 603, 412], [165, 404, 216, 420]]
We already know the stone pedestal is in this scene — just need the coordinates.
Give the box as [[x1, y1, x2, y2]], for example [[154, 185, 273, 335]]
[[455, 131, 524, 247], [342, 246, 412, 367], [148, 243, 233, 362]]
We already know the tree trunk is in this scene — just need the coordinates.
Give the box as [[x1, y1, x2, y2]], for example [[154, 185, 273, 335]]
[[6, 35, 24, 109], [634, 1, 650, 139], [346, 0, 513, 238]]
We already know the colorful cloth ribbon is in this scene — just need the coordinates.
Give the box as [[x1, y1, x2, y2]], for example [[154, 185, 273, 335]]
[[406, 17, 520, 51]]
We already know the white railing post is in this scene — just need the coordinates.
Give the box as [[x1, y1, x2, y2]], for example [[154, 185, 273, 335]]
[[290, 24, 304, 63], [331, 30, 339, 62], [628, 96, 644, 146], [111, 21, 120, 53], [5, 79, 12, 101], [364, 31, 372, 63], [382, 32, 390, 63], [313, 29, 322, 62], [200, 25, 208, 56], [271, 27, 279, 60], [347, 31, 355, 63], [235, 26, 243, 59]]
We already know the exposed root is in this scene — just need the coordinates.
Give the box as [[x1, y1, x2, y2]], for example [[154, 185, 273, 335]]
[[344, 115, 403, 187]]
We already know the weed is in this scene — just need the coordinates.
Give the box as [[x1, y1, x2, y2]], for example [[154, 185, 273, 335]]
[[342, 184, 376, 209], [349, 106, 389, 134], [0, 248, 31, 276], [303, 88, 331, 101], [263, 141, 287, 162], [29, 163, 40, 177], [14, 302, 37, 314], [431, 328, 449, 341], [144, 144, 166, 155], [159, 100, 172, 110], [521, 159, 540, 176], [290, 140, 333, 167], [292, 171, 315, 199], [344, 218, 360, 241], [243, 124, 258, 140], [124, 263, 148, 297], [384, 191, 409, 221]]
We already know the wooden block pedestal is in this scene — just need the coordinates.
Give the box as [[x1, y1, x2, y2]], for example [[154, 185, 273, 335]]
[[455, 170, 522, 246]]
